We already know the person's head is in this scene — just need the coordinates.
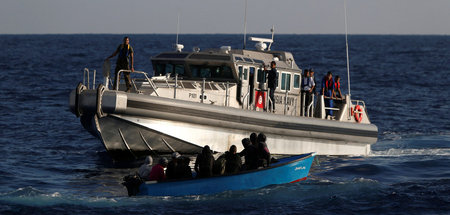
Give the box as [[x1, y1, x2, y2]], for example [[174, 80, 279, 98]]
[[229, 145, 237, 154], [335, 75, 340, 82], [257, 133, 267, 143], [310, 69, 315, 77], [242, 138, 251, 148], [271, 61, 276, 68], [202, 145, 211, 155], [250, 133, 257, 145], [144, 156, 153, 165], [172, 152, 181, 160], [303, 69, 310, 77], [158, 157, 168, 167], [123, 36, 130, 45], [327, 72, 333, 80]]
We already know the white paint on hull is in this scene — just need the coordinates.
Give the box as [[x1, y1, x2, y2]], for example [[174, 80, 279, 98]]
[[117, 115, 371, 156]]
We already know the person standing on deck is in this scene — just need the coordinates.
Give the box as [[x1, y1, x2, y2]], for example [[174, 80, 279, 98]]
[[265, 61, 278, 112], [106, 36, 134, 92], [321, 72, 335, 118], [333, 75, 344, 100], [301, 69, 315, 116]]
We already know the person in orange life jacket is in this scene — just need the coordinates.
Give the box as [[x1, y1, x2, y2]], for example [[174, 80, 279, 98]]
[[106, 36, 134, 92], [265, 61, 278, 112], [321, 72, 335, 117], [333, 75, 343, 100], [148, 157, 168, 182]]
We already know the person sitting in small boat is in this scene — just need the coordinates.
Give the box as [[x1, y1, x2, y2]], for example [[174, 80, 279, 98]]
[[138, 156, 153, 180], [239, 138, 251, 170], [195, 145, 215, 178], [243, 133, 259, 170], [148, 157, 168, 182], [223, 145, 242, 174], [176, 156, 193, 179], [257, 133, 271, 168], [321, 71, 335, 118], [166, 152, 181, 179]]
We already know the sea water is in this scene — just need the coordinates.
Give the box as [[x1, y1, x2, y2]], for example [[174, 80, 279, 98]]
[[0, 34, 449, 214]]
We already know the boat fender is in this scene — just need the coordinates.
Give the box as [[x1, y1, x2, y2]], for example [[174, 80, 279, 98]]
[[354, 105, 363, 123], [96, 84, 106, 118], [75, 82, 86, 117]]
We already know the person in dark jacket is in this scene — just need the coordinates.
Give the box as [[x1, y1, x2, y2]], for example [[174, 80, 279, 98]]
[[195, 145, 215, 178], [176, 156, 193, 179], [257, 133, 271, 168], [166, 152, 181, 179], [223, 145, 242, 174], [265, 61, 278, 112], [106, 36, 134, 92], [243, 133, 259, 170]]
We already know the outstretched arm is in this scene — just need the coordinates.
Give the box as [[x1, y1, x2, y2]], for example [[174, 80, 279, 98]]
[[106, 49, 119, 61]]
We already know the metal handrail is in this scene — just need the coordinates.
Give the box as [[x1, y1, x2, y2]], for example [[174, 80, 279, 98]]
[[83, 68, 96, 89]]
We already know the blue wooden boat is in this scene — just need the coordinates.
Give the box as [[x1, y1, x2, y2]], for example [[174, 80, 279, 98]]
[[136, 152, 316, 196]]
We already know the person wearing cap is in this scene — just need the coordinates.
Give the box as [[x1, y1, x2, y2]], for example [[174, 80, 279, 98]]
[[138, 156, 153, 180], [166, 152, 181, 179], [148, 157, 168, 182]]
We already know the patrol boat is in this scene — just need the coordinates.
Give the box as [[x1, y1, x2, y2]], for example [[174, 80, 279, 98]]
[[69, 36, 378, 161]]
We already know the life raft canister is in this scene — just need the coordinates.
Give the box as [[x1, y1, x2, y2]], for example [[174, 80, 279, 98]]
[[353, 105, 363, 123]]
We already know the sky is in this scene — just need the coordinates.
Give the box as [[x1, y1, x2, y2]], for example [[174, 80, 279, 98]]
[[1, 0, 449, 35]]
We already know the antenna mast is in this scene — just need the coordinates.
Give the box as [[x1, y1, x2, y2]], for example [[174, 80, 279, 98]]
[[176, 13, 180, 45], [243, 0, 248, 49], [344, 0, 351, 99]]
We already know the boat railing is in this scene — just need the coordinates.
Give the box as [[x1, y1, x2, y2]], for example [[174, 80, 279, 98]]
[[83, 68, 96, 89], [115, 70, 160, 96], [301, 93, 315, 117]]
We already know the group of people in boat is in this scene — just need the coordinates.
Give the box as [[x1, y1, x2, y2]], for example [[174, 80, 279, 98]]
[[301, 68, 344, 118], [137, 132, 274, 182]]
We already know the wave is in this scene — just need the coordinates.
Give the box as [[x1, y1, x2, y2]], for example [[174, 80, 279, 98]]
[[371, 148, 450, 157]]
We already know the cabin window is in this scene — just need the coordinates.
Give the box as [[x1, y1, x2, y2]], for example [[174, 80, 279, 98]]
[[244, 68, 248, 80], [238, 66, 243, 80], [281, 72, 291, 91], [189, 65, 234, 79], [257, 69, 266, 83], [293, 74, 300, 89], [154, 63, 185, 76]]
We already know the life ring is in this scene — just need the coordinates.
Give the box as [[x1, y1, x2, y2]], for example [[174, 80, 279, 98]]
[[354, 105, 363, 123]]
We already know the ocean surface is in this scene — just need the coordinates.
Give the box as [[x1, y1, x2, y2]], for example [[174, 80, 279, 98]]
[[0, 34, 449, 214]]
